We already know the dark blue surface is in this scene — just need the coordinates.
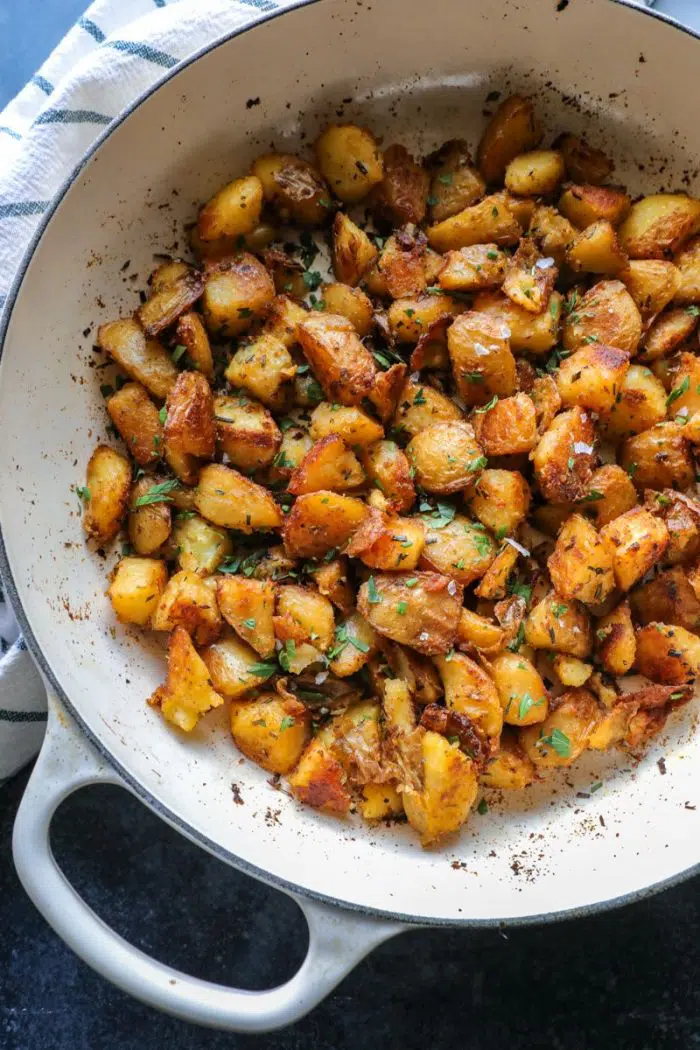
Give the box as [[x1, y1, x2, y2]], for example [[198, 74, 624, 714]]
[[2, 2, 700, 1047]]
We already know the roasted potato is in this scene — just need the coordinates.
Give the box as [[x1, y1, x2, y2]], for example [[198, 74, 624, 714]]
[[174, 312, 214, 381], [108, 557, 168, 626], [362, 440, 415, 514], [283, 490, 368, 559], [427, 194, 521, 253], [107, 382, 163, 467], [230, 693, 310, 774], [673, 236, 700, 304], [137, 268, 204, 339], [407, 421, 486, 494], [557, 342, 630, 415], [214, 392, 281, 471], [194, 463, 282, 533], [600, 506, 670, 591], [558, 185, 631, 229], [489, 650, 549, 727], [320, 282, 374, 336], [332, 211, 378, 286], [163, 371, 215, 484], [595, 600, 635, 676], [250, 153, 330, 225], [472, 290, 562, 354], [562, 279, 641, 356], [419, 514, 496, 585], [388, 292, 461, 344], [97, 318, 178, 400], [467, 469, 531, 536], [170, 513, 231, 575], [288, 435, 364, 495], [151, 569, 221, 646], [472, 393, 538, 456], [202, 254, 275, 338], [504, 150, 565, 197], [358, 571, 463, 655], [619, 259, 681, 319], [529, 205, 577, 264], [447, 311, 517, 406], [224, 333, 296, 410], [308, 557, 354, 615], [392, 378, 461, 438], [520, 689, 599, 769], [584, 464, 638, 528], [200, 631, 274, 698], [474, 543, 519, 600], [630, 566, 700, 633], [481, 731, 536, 789], [310, 402, 383, 448], [621, 420, 694, 493], [603, 363, 667, 441], [566, 220, 628, 275], [502, 239, 558, 314], [198, 175, 263, 241], [557, 134, 613, 185], [315, 123, 384, 202], [328, 613, 378, 678], [149, 626, 224, 732], [548, 513, 615, 606], [618, 193, 700, 259], [477, 95, 541, 184], [427, 139, 486, 222], [640, 307, 698, 362], [403, 730, 478, 846], [347, 511, 425, 571], [434, 650, 502, 743], [288, 725, 352, 815], [635, 622, 700, 684], [369, 143, 429, 226], [82, 444, 131, 544], [531, 407, 596, 504], [297, 313, 376, 405], [128, 477, 172, 556], [438, 244, 507, 292], [524, 593, 592, 658]]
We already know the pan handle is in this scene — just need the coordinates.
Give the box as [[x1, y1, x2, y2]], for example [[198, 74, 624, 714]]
[[13, 691, 406, 1032]]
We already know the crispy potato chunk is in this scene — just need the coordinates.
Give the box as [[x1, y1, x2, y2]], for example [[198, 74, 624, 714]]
[[331, 212, 378, 286], [171, 514, 231, 576], [651, 491, 700, 566], [402, 731, 478, 846], [562, 279, 641, 356], [621, 421, 694, 492], [136, 269, 204, 339], [149, 627, 224, 732], [373, 229, 427, 299], [369, 144, 429, 226], [328, 613, 378, 678], [619, 260, 681, 319], [310, 402, 383, 448], [108, 557, 168, 626], [477, 95, 541, 184], [368, 362, 407, 425], [194, 463, 282, 533], [251, 154, 329, 225], [151, 569, 221, 645], [321, 282, 373, 336], [525, 593, 592, 658], [308, 557, 354, 615], [347, 512, 425, 571], [174, 312, 213, 381], [595, 601, 636, 675], [447, 311, 517, 406], [630, 566, 700, 633], [504, 150, 565, 197], [427, 139, 486, 222], [473, 393, 538, 456], [297, 313, 376, 406], [530, 374, 562, 435], [474, 543, 519, 600], [558, 185, 631, 229], [358, 571, 463, 655], [267, 416, 312, 484], [566, 220, 628, 275], [264, 296, 307, 348], [520, 689, 599, 769], [529, 205, 576, 264], [214, 393, 281, 472], [202, 254, 275, 338], [359, 782, 403, 821], [288, 726, 352, 815], [456, 608, 505, 654], [200, 631, 273, 698], [673, 236, 700, 303], [388, 292, 461, 344], [635, 623, 700, 684], [83, 444, 131, 544], [548, 513, 615, 606], [467, 469, 531, 535], [427, 194, 521, 253], [502, 239, 558, 314], [97, 318, 178, 400], [552, 655, 592, 688], [275, 584, 335, 653], [585, 464, 638, 527], [434, 651, 502, 742], [419, 514, 496, 585], [481, 731, 536, 789], [557, 134, 613, 184], [618, 193, 700, 259], [490, 650, 548, 727], [362, 440, 415, 514], [230, 693, 310, 774], [665, 351, 700, 418], [283, 490, 368, 558], [603, 364, 667, 442], [128, 478, 172, 556], [472, 290, 562, 354], [224, 333, 296, 411], [438, 244, 507, 292], [407, 421, 485, 494], [556, 343, 629, 414], [640, 307, 698, 362], [198, 175, 263, 241], [315, 124, 383, 202], [288, 435, 364, 495], [600, 506, 670, 591], [392, 378, 461, 438], [531, 407, 595, 504], [164, 371, 215, 484], [107, 382, 163, 468]]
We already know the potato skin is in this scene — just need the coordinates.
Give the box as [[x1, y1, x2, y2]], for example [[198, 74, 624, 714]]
[[447, 311, 517, 406], [108, 557, 168, 626], [557, 134, 613, 185], [407, 421, 485, 494], [128, 478, 172, 555], [332, 211, 378, 286], [477, 95, 541, 184], [369, 143, 429, 226], [358, 571, 463, 655], [600, 506, 670, 591], [164, 371, 215, 471], [520, 689, 599, 769], [640, 307, 698, 362], [419, 514, 496, 585], [297, 313, 377, 406], [198, 175, 263, 241], [531, 407, 596, 504], [556, 343, 629, 415], [136, 269, 204, 339], [175, 312, 214, 381], [635, 622, 700, 684], [562, 279, 641, 356], [472, 393, 538, 456], [315, 123, 383, 202], [97, 318, 178, 400], [673, 235, 700, 304], [214, 393, 281, 472], [230, 694, 310, 774], [250, 154, 330, 225], [83, 445, 131, 544], [392, 378, 461, 438], [618, 193, 700, 259], [107, 382, 163, 467], [504, 150, 565, 197], [630, 566, 700, 633], [202, 254, 275, 338], [620, 422, 694, 493]]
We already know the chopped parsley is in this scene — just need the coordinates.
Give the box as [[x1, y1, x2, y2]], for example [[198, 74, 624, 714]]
[[250, 661, 277, 679], [158, 406, 167, 424], [75, 485, 91, 503], [474, 395, 498, 414], [171, 344, 187, 363], [396, 601, 408, 615], [279, 716, 296, 732], [367, 576, 382, 604], [133, 478, 180, 507], [667, 376, 689, 407], [539, 728, 571, 758]]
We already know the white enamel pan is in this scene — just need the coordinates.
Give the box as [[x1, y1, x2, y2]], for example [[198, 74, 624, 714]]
[[3, 0, 700, 1032]]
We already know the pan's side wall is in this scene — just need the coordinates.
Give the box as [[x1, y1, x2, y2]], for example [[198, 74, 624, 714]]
[[1, 0, 699, 924]]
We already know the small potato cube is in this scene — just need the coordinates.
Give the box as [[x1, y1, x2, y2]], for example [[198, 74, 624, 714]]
[[490, 650, 548, 726], [298, 313, 376, 405], [531, 407, 596, 504], [97, 318, 177, 400], [194, 463, 282, 533], [392, 378, 461, 438], [525, 594, 592, 657], [202, 254, 275, 338], [530, 371, 562, 434], [150, 259, 189, 292], [419, 514, 496, 585], [584, 464, 638, 528], [358, 571, 463, 656], [427, 138, 486, 222], [288, 727, 352, 814], [264, 295, 308, 348], [250, 154, 330, 226], [373, 230, 427, 299], [547, 513, 615, 606], [556, 343, 629, 414], [347, 512, 425, 571], [216, 577, 276, 656], [557, 134, 613, 185], [529, 205, 577, 264], [309, 557, 354, 615], [288, 435, 364, 495], [502, 239, 558, 314], [332, 211, 378, 286], [481, 732, 536, 789], [618, 193, 700, 259], [407, 421, 486, 494], [197, 175, 263, 241], [673, 236, 700, 304], [467, 469, 531, 535], [164, 371, 215, 484], [447, 311, 517, 406], [361, 440, 415, 514], [128, 478, 172, 556], [630, 565, 700, 633], [275, 584, 335, 653], [600, 506, 670, 591], [171, 514, 231, 576], [653, 491, 700, 566], [566, 220, 628, 275], [230, 693, 310, 774], [457, 608, 505, 654], [108, 557, 168, 626], [562, 279, 641, 356], [474, 543, 519, 600], [402, 731, 478, 846], [107, 382, 163, 467], [520, 689, 599, 769], [315, 123, 383, 202], [558, 185, 631, 229], [427, 194, 521, 253], [603, 364, 667, 441], [434, 651, 502, 741], [477, 95, 541, 184], [635, 622, 700, 684], [438, 244, 507, 292], [368, 362, 407, 425], [310, 402, 383, 448], [595, 600, 636, 675], [472, 393, 538, 456], [664, 351, 700, 419], [328, 613, 378, 678], [472, 290, 562, 354], [214, 393, 281, 472], [83, 445, 131, 544], [283, 491, 368, 559], [620, 422, 694, 492], [504, 150, 565, 196], [552, 655, 592, 688], [620, 259, 681, 319], [200, 631, 274, 698], [640, 307, 698, 362], [151, 569, 221, 645], [267, 416, 311, 483], [149, 627, 224, 733], [320, 282, 373, 336], [359, 783, 404, 822], [175, 312, 213, 381], [224, 333, 296, 410], [369, 143, 429, 226], [388, 293, 461, 344]]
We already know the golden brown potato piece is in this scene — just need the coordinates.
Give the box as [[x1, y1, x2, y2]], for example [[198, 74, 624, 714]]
[[472, 393, 538, 456], [328, 613, 378, 678], [556, 343, 629, 414], [225, 333, 296, 411], [310, 402, 383, 448], [504, 149, 565, 196], [163, 371, 215, 485], [502, 239, 558, 314], [481, 731, 536, 789], [197, 175, 263, 241], [438, 244, 507, 292], [347, 512, 425, 571], [531, 406, 596, 504], [288, 725, 352, 815], [201, 254, 275, 338], [621, 421, 694, 492], [603, 364, 667, 442], [431, 654, 501, 746], [250, 154, 330, 226], [128, 477, 172, 556], [199, 631, 273, 699], [266, 415, 312, 484], [358, 571, 463, 656], [419, 514, 496, 585], [359, 782, 404, 822], [556, 134, 613, 185], [477, 95, 541, 184], [566, 220, 628, 275], [595, 600, 635, 676], [170, 513, 231, 575], [618, 193, 700, 259], [369, 144, 429, 226], [108, 557, 168, 626], [529, 374, 562, 435], [520, 689, 599, 769], [264, 296, 307, 348], [651, 491, 700, 567], [315, 124, 383, 202], [149, 626, 224, 733], [456, 608, 505, 654], [275, 584, 335, 653], [547, 513, 615, 606], [320, 282, 373, 337], [368, 362, 408, 424], [151, 569, 221, 646], [426, 139, 486, 222], [472, 290, 562, 354], [150, 259, 190, 293], [107, 382, 163, 467], [97, 318, 178, 400], [467, 469, 531, 536], [288, 435, 364, 496], [447, 311, 517, 406], [402, 730, 478, 846], [630, 566, 700, 633], [372, 230, 427, 299], [619, 260, 681, 319], [490, 650, 548, 727], [361, 440, 415, 514], [562, 279, 641, 356], [194, 463, 281, 533], [558, 185, 631, 229], [392, 378, 461, 438], [474, 543, 519, 600], [331, 211, 378, 286], [214, 393, 281, 472], [525, 593, 592, 658], [552, 654, 593, 688], [584, 464, 638, 528], [387, 292, 461, 344], [283, 490, 368, 559], [529, 205, 577, 264], [664, 351, 700, 420], [309, 557, 354, 615], [230, 693, 310, 774], [407, 421, 485, 494], [137, 269, 204, 339], [427, 194, 521, 253], [635, 622, 700, 684], [82, 444, 131, 544], [600, 506, 670, 591], [297, 313, 376, 406], [640, 307, 698, 362], [673, 236, 700, 303]]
